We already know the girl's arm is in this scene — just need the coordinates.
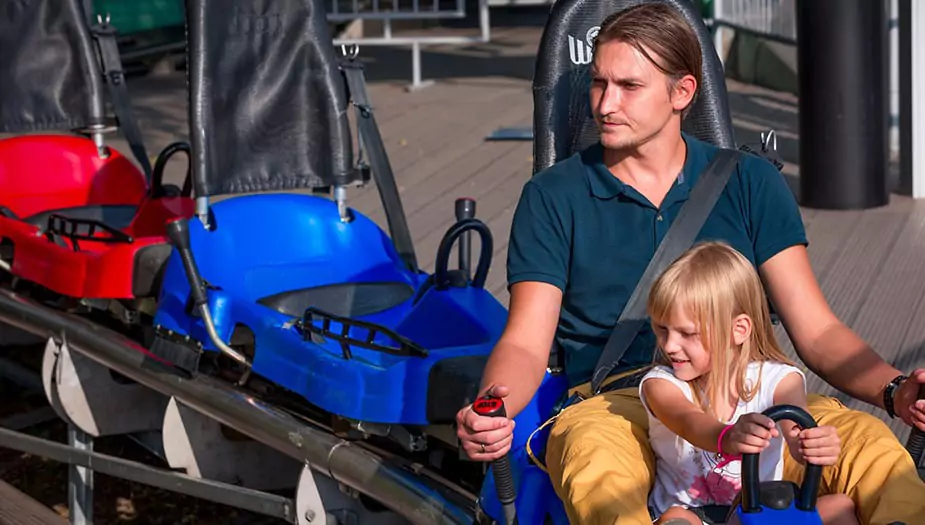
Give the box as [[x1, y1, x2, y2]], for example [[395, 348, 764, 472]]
[[642, 377, 771, 453], [771, 371, 810, 464]]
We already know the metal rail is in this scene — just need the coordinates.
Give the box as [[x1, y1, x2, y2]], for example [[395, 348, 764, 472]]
[[0, 287, 477, 525], [332, 0, 492, 90]]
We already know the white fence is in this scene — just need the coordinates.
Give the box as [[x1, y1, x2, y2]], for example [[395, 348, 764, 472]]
[[713, 0, 797, 46], [330, 0, 491, 90]]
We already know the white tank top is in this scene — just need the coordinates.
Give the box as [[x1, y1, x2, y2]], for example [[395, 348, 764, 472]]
[[638, 361, 806, 514]]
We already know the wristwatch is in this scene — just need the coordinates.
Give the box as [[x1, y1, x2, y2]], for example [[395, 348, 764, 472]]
[[884, 374, 907, 419]]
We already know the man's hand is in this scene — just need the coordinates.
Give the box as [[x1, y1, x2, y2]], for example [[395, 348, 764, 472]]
[[893, 369, 925, 432], [788, 424, 841, 466], [456, 384, 515, 461], [722, 413, 778, 456]]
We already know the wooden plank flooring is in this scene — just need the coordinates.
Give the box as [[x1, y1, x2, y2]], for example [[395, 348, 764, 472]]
[[0, 479, 64, 524], [12, 20, 925, 437]]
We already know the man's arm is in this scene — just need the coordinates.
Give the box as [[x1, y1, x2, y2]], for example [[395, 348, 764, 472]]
[[747, 157, 924, 429], [759, 245, 901, 410], [477, 281, 562, 418]]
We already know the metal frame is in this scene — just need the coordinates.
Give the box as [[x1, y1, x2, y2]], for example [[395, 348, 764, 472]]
[[331, 0, 491, 90], [103, 0, 493, 92], [0, 340, 315, 525], [0, 287, 477, 525], [0, 425, 307, 523], [326, 0, 467, 21], [712, 0, 797, 48]]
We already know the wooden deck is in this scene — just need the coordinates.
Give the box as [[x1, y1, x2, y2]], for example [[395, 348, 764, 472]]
[[107, 21, 925, 439], [0, 479, 64, 524]]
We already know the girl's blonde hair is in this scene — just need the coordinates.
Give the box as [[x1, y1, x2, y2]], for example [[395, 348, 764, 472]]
[[646, 241, 795, 418]]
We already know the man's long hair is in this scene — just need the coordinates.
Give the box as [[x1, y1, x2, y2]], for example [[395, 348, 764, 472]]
[[595, 3, 703, 117]]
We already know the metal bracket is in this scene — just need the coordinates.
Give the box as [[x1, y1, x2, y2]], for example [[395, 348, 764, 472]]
[[340, 44, 360, 60], [162, 397, 303, 491], [761, 129, 778, 153], [40, 336, 169, 437]]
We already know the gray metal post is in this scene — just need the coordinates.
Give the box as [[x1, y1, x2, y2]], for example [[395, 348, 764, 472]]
[[68, 426, 93, 525], [898, 0, 925, 197]]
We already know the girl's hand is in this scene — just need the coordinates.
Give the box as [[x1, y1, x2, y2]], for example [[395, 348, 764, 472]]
[[722, 413, 778, 455], [788, 424, 841, 466]]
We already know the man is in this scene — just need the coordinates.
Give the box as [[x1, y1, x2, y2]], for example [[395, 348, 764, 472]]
[[455, 3, 925, 524]]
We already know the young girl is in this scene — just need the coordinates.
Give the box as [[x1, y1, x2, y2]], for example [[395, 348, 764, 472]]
[[638, 241, 858, 525]]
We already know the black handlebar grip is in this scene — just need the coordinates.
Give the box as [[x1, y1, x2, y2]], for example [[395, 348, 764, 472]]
[[455, 198, 476, 282], [165, 218, 208, 307], [473, 394, 516, 524], [741, 404, 821, 513], [455, 198, 476, 221]]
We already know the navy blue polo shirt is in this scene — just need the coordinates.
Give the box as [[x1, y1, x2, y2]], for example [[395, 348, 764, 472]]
[[506, 132, 807, 388]]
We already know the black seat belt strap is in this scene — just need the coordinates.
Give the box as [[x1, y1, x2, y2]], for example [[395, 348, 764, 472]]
[[341, 58, 419, 274], [589, 148, 741, 395], [91, 20, 153, 182]]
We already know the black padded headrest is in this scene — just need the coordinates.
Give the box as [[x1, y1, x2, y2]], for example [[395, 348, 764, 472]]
[[532, 0, 736, 173], [0, 0, 105, 133], [186, 0, 360, 198]]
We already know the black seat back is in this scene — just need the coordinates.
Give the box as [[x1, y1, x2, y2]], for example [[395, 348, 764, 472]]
[[186, 0, 362, 199], [532, 0, 736, 173], [0, 0, 105, 134]]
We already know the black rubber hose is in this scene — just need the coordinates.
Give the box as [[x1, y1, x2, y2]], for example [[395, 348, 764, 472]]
[[164, 218, 208, 307]]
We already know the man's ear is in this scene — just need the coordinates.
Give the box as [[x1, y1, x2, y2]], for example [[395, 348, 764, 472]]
[[670, 74, 697, 113], [732, 313, 752, 346]]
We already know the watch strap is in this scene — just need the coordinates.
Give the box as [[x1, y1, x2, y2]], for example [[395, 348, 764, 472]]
[[884, 374, 908, 418]]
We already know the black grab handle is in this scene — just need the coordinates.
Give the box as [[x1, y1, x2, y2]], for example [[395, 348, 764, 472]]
[[472, 395, 517, 525], [740, 405, 822, 514], [151, 141, 193, 198], [434, 218, 493, 290], [165, 218, 208, 308]]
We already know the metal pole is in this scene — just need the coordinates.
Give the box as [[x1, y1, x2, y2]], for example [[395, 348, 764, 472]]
[[898, 0, 925, 198], [797, 0, 890, 209], [413, 41, 422, 88], [68, 426, 93, 525]]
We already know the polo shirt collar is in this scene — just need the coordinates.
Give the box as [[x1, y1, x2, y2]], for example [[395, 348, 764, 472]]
[[584, 132, 709, 202]]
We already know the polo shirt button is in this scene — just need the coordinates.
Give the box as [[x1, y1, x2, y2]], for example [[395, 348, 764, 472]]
[[657, 214, 663, 221]]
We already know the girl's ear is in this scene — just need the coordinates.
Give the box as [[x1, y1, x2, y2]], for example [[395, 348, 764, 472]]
[[732, 314, 752, 346]]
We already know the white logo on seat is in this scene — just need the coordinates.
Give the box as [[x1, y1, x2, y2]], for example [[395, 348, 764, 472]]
[[568, 25, 599, 66]]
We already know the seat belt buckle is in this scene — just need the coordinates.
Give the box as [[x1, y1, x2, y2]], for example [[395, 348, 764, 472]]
[[558, 390, 586, 412]]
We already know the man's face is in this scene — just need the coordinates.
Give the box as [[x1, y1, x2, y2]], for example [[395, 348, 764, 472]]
[[589, 40, 694, 151]]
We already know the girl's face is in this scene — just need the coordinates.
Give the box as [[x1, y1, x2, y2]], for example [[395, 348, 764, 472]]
[[652, 303, 711, 382]]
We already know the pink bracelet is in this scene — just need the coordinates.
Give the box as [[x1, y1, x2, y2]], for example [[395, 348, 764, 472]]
[[715, 425, 741, 470], [717, 425, 736, 457]]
